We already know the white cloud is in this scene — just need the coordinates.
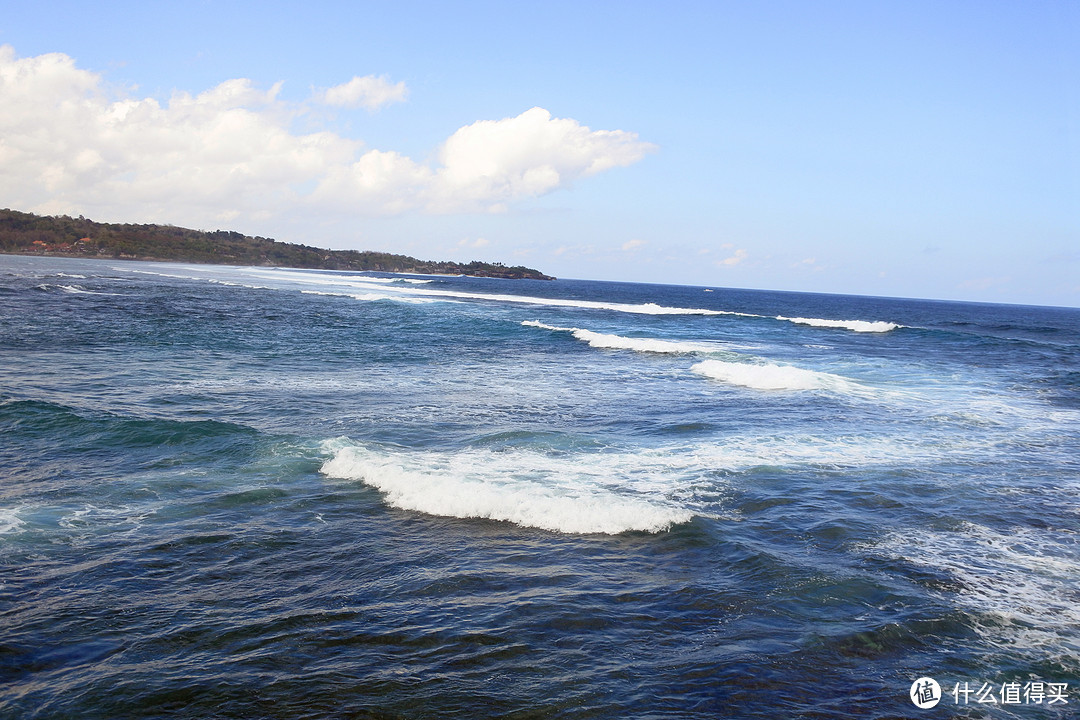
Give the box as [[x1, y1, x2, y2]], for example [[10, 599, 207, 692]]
[[0, 47, 357, 223], [430, 107, 656, 213], [456, 237, 490, 250], [718, 248, 748, 266], [0, 47, 654, 227], [308, 149, 434, 214], [621, 239, 646, 251], [316, 75, 408, 110]]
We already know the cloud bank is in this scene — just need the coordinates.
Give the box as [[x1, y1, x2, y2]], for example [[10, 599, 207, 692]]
[[0, 46, 654, 226]]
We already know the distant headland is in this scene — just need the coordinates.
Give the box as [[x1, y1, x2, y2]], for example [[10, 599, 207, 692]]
[[0, 209, 554, 280]]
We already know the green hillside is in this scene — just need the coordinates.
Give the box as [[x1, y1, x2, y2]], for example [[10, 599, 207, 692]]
[[0, 209, 554, 280]]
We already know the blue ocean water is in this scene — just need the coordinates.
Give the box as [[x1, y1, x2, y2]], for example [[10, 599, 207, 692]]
[[1, 254, 1078, 719]]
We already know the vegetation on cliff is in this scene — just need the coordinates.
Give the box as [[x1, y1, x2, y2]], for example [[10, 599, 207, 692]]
[[0, 209, 554, 279]]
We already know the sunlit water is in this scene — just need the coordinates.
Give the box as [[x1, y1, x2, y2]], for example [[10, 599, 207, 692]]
[[2, 255, 1078, 718]]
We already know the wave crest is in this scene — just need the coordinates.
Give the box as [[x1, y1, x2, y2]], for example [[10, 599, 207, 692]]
[[118, 267, 901, 331], [320, 442, 692, 534], [523, 321, 729, 354], [778, 316, 899, 333]]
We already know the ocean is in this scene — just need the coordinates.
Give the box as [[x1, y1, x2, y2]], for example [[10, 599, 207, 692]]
[[1, 254, 1078, 719]]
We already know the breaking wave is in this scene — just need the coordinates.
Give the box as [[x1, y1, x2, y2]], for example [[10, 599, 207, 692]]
[[299, 289, 437, 304], [522, 321, 730, 354], [58, 285, 114, 295], [318, 426, 985, 535], [35, 284, 119, 296], [116, 266, 901, 331], [239, 269, 740, 315], [778, 316, 899, 333], [319, 441, 693, 535]]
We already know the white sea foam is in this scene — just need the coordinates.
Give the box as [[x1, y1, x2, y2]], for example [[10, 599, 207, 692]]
[[526, 322, 881, 395], [402, 288, 734, 316], [689, 432, 965, 470], [48, 284, 119, 296], [871, 523, 1080, 660], [318, 430, 986, 535], [523, 321, 731, 354], [778, 316, 899, 333], [0, 508, 25, 535], [119, 266, 902, 332], [123, 269, 202, 280], [690, 359, 861, 392], [281, 273, 401, 285], [39, 278, 130, 295], [55, 503, 160, 534], [243, 268, 739, 316], [299, 289, 437, 304], [320, 441, 693, 534]]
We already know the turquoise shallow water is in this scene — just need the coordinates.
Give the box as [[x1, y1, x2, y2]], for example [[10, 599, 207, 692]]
[[1, 255, 1078, 718]]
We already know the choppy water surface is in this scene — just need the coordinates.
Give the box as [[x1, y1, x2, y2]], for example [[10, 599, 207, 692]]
[[2, 255, 1078, 718]]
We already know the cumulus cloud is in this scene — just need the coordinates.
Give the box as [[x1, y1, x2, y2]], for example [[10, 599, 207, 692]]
[[621, 239, 646, 251], [0, 47, 654, 226], [0, 46, 358, 223], [315, 75, 408, 110], [428, 107, 655, 212]]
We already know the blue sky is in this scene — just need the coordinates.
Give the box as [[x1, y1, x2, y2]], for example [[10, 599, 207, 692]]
[[2, 1, 1077, 306]]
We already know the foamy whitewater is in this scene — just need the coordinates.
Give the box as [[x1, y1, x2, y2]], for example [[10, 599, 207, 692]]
[[3, 255, 1078, 719]]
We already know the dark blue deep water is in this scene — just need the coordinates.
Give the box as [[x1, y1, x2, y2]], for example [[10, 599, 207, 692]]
[[2, 255, 1078, 718]]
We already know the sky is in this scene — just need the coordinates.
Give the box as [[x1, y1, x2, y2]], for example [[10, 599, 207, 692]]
[[1, 1, 1077, 306]]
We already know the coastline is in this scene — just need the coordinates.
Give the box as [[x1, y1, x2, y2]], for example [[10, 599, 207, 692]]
[[0, 208, 555, 280]]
